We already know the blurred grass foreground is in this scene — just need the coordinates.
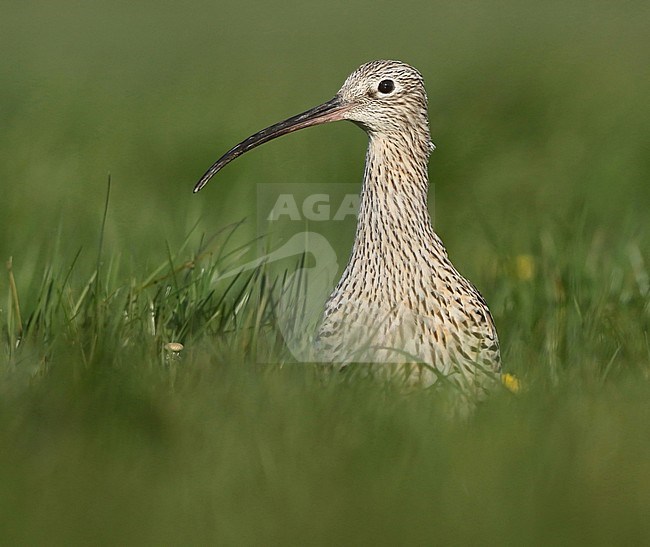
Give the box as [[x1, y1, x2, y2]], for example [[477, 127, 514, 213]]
[[1, 1, 650, 545]]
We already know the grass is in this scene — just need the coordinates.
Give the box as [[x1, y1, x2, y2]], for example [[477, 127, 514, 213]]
[[2, 0, 650, 545]]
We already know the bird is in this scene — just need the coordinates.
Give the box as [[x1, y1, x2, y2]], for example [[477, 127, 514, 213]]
[[193, 60, 501, 392]]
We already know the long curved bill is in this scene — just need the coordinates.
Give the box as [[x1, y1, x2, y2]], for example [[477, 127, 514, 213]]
[[194, 96, 347, 193]]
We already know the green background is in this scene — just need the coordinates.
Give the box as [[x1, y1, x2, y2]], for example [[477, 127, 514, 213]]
[[1, 1, 649, 544]]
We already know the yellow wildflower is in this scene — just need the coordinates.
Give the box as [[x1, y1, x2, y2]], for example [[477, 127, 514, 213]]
[[502, 373, 521, 394]]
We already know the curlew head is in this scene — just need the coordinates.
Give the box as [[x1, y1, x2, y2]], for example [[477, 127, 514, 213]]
[[194, 60, 431, 193]]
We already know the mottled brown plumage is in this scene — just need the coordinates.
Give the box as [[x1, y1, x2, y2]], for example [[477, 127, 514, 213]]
[[194, 60, 501, 390]]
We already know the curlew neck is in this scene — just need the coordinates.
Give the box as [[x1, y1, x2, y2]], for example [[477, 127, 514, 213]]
[[346, 130, 442, 280]]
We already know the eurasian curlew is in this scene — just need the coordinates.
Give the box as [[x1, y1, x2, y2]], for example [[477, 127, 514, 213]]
[[194, 60, 501, 391]]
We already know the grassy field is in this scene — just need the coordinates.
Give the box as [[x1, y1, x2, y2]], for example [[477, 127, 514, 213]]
[[2, 1, 650, 544]]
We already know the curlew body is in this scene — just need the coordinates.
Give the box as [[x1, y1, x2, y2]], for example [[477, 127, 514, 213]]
[[194, 60, 501, 389]]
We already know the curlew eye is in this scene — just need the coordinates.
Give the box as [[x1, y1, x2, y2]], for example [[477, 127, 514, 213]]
[[377, 79, 395, 94]]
